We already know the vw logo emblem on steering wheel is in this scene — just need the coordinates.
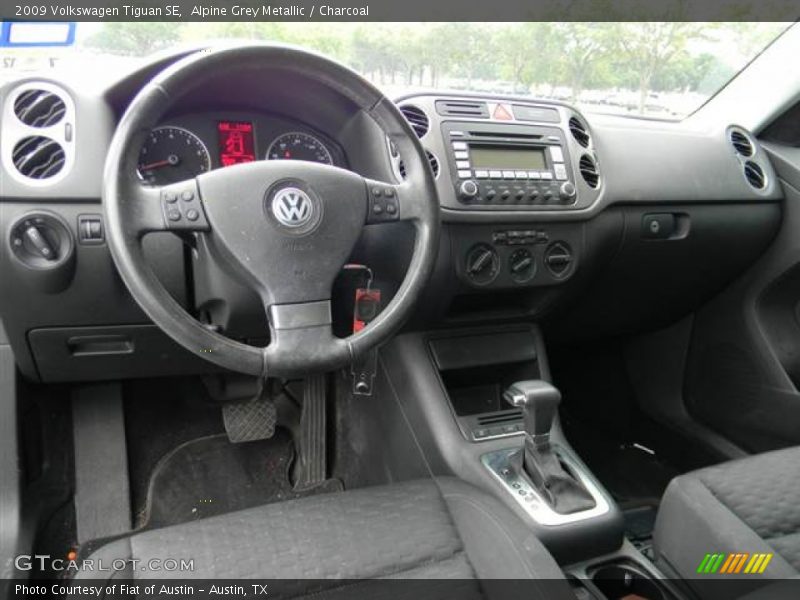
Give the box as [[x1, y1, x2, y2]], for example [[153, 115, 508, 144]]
[[272, 187, 314, 228]]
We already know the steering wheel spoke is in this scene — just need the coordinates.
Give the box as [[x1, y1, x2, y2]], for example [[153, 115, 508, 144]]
[[264, 299, 350, 372], [365, 179, 420, 224]]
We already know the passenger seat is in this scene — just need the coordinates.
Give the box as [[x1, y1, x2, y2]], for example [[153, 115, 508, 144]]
[[653, 446, 800, 598]]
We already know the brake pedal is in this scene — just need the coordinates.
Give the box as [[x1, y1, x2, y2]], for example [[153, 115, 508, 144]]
[[222, 390, 277, 443]]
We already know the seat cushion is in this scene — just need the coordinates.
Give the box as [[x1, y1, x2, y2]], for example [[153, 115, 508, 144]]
[[654, 447, 800, 598], [76, 477, 572, 599]]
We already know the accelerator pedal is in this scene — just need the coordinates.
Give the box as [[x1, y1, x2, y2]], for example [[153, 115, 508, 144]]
[[293, 374, 340, 492], [222, 386, 277, 443]]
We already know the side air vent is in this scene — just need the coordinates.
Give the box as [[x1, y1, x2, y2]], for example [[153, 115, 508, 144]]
[[399, 104, 429, 138], [14, 89, 66, 128], [398, 150, 440, 180], [743, 161, 766, 190], [729, 128, 754, 157], [435, 99, 489, 118], [12, 136, 66, 179], [569, 117, 591, 148], [579, 154, 600, 188]]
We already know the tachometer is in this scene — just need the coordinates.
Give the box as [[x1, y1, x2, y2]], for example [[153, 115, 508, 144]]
[[138, 126, 211, 186], [266, 132, 333, 165]]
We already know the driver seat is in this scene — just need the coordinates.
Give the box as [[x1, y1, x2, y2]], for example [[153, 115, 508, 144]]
[[75, 477, 573, 598]]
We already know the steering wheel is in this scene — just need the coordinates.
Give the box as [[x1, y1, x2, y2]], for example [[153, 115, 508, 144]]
[[103, 45, 440, 378]]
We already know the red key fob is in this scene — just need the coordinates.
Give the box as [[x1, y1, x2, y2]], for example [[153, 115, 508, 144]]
[[353, 288, 381, 333]]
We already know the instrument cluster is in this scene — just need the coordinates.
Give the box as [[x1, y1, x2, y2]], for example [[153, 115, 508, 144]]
[[136, 111, 343, 186]]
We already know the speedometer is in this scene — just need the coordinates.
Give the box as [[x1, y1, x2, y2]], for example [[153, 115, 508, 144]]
[[138, 126, 211, 186], [266, 132, 333, 165]]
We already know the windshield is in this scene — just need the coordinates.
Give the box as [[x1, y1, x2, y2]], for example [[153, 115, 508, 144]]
[[1, 22, 791, 120]]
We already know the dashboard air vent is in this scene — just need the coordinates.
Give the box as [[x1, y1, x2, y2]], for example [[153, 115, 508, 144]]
[[13, 89, 66, 128], [569, 117, 591, 148], [435, 100, 489, 118], [399, 104, 429, 138], [398, 150, 439, 180], [579, 154, 600, 188], [729, 129, 754, 157], [12, 136, 66, 179], [743, 161, 766, 190]]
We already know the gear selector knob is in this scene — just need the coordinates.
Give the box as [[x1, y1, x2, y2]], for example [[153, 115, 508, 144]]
[[503, 380, 561, 442]]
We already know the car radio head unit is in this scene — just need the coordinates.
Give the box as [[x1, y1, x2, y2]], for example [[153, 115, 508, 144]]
[[443, 121, 576, 208]]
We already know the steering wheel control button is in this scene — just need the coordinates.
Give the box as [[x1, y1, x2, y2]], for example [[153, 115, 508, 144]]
[[366, 181, 400, 223], [159, 183, 209, 231]]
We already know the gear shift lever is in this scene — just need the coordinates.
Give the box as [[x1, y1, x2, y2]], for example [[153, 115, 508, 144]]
[[503, 380, 560, 445], [505, 380, 595, 514]]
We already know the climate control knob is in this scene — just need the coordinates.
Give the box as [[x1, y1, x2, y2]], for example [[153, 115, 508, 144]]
[[459, 180, 479, 201], [465, 244, 499, 286], [559, 181, 577, 202]]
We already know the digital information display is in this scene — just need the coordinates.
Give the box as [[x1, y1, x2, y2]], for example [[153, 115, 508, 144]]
[[218, 121, 255, 166], [469, 146, 547, 170]]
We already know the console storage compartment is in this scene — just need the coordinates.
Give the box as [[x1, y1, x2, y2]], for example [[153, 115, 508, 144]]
[[429, 327, 541, 441]]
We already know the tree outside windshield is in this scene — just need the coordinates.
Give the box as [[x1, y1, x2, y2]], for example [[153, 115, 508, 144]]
[[1, 22, 790, 119]]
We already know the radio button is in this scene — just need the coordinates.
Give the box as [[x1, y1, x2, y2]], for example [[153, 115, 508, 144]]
[[474, 170, 489, 179], [489, 170, 502, 179], [541, 172, 554, 180], [550, 147, 564, 162], [459, 180, 479, 200], [452, 141, 468, 150], [502, 170, 516, 179], [515, 170, 528, 179], [527, 171, 541, 180], [501, 190, 511, 200], [456, 160, 471, 169], [458, 169, 472, 178], [554, 164, 568, 180], [515, 190, 525, 201], [454, 151, 469, 160], [485, 189, 497, 200]]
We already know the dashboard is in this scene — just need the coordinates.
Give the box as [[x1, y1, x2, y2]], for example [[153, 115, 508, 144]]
[[136, 112, 346, 186], [0, 47, 787, 383]]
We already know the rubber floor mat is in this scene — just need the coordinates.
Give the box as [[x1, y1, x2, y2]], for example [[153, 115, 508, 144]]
[[139, 429, 337, 530]]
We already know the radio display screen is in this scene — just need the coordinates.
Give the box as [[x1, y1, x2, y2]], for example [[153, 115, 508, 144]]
[[469, 145, 547, 170], [218, 121, 255, 167]]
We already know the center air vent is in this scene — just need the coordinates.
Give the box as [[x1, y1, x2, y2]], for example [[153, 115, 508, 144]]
[[12, 136, 66, 179], [579, 154, 600, 188], [435, 100, 489, 118], [744, 161, 766, 190], [398, 150, 439, 180], [569, 117, 591, 148], [14, 89, 66, 128], [399, 104, 429, 138]]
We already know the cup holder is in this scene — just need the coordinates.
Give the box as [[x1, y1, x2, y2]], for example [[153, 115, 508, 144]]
[[590, 562, 666, 600]]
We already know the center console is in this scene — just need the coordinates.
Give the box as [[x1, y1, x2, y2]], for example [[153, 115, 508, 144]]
[[382, 324, 682, 598]]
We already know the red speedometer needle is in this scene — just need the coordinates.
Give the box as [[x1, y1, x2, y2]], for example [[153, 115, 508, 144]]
[[139, 154, 179, 171]]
